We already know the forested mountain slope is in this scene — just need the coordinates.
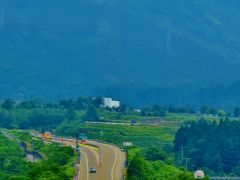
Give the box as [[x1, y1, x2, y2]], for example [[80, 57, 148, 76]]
[[1, 0, 240, 106]]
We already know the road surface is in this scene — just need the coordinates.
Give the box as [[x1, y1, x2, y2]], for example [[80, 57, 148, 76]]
[[79, 141, 125, 180], [79, 145, 99, 180], [31, 132, 125, 180]]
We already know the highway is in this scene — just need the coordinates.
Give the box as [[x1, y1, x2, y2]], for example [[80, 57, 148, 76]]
[[79, 145, 99, 180], [79, 141, 125, 180], [30, 132, 125, 180], [57, 138, 125, 180]]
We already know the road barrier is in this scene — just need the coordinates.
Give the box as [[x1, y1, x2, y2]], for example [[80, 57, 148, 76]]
[[211, 177, 240, 180]]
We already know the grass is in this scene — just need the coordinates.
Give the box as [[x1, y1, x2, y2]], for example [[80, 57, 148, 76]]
[[64, 154, 78, 177], [164, 113, 199, 122], [1, 130, 79, 179], [58, 121, 182, 149], [0, 132, 29, 178], [98, 110, 225, 123], [57, 112, 230, 150]]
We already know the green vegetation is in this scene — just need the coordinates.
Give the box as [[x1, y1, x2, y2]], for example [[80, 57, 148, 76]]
[[127, 147, 209, 180], [0, 98, 237, 131], [0, 131, 29, 179], [29, 144, 76, 180], [3, 1, 240, 107], [175, 119, 240, 176], [0, 130, 77, 180], [1, 98, 240, 178], [56, 122, 180, 148]]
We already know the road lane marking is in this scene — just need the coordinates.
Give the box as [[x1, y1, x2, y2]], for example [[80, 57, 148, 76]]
[[81, 144, 99, 152], [110, 146, 118, 180], [81, 145, 99, 166], [89, 141, 119, 179], [88, 147, 99, 165], [81, 151, 89, 180]]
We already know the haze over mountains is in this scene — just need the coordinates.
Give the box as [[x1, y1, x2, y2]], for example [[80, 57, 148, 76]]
[[1, 0, 240, 107]]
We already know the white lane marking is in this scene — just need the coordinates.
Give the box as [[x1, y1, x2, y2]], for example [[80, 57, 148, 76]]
[[110, 146, 118, 180], [85, 146, 99, 165], [81, 151, 89, 180], [89, 142, 119, 179]]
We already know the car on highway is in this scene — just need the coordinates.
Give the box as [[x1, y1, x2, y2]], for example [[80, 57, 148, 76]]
[[89, 167, 97, 173]]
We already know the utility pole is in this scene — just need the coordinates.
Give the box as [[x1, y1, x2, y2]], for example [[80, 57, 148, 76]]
[[76, 132, 80, 152], [184, 158, 190, 171], [181, 145, 190, 171], [181, 146, 184, 162]]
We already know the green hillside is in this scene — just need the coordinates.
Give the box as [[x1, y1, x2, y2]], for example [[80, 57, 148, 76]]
[[0, 130, 77, 180], [1, 1, 240, 106]]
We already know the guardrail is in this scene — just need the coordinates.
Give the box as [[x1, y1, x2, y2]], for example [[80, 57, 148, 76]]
[[211, 177, 240, 180]]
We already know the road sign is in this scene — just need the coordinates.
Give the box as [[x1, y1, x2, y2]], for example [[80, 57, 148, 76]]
[[194, 170, 205, 179], [123, 142, 133, 147], [79, 132, 87, 140]]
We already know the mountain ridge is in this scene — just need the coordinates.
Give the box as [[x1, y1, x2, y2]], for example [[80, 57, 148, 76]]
[[1, 0, 240, 106]]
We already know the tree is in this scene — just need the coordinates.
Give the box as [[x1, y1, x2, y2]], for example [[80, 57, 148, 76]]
[[217, 109, 226, 117], [59, 99, 75, 109], [209, 108, 218, 116], [119, 105, 127, 114], [168, 105, 176, 113], [127, 155, 154, 180], [171, 172, 195, 180], [174, 119, 240, 175], [75, 97, 87, 110], [141, 109, 146, 116], [234, 107, 240, 117], [65, 108, 76, 121], [93, 97, 103, 108], [152, 104, 166, 117], [200, 106, 210, 114], [83, 105, 99, 121], [145, 146, 167, 162], [17, 100, 42, 109], [0, 111, 13, 128], [1, 99, 15, 110]]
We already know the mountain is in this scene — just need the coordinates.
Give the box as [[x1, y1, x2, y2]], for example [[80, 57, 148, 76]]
[[1, 0, 240, 107]]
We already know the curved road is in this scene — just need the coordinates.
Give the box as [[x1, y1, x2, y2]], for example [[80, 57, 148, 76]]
[[79, 145, 99, 180], [79, 141, 125, 180], [36, 135, 125, 180]]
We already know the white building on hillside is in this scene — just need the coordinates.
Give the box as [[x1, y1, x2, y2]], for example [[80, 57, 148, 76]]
[[103, 97, 120, 108]]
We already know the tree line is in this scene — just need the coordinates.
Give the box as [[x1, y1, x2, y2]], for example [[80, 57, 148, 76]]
[[1, 97, 240, 131], [175, 119, 240, 176], [0, 131, 76, 179]]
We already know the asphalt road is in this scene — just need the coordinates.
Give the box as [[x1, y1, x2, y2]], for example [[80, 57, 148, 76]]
[[79, 141, 125, 180], [37, 135, 125, 180], [79, 145, 99, 180]]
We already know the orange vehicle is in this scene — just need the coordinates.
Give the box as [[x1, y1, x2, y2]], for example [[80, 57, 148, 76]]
[[42, 132, 53, 140]]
